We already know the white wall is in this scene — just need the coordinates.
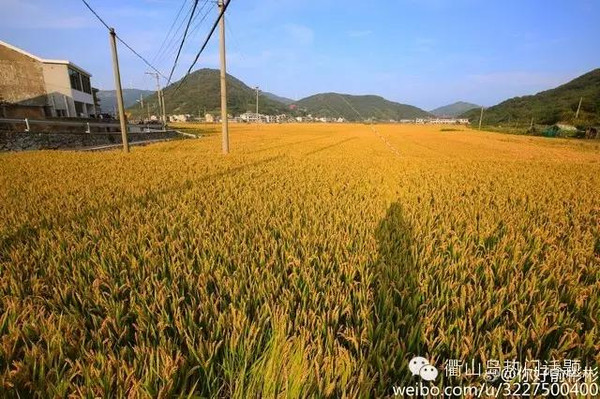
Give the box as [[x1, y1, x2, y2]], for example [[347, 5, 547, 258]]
[[42, 63, 94, 117]]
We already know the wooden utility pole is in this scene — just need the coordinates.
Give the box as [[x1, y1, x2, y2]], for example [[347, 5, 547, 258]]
[[575, 97, 583, 120], [218, 0, 229, 154], [109, 28, 129, 153], [478, 106, 484, 130]]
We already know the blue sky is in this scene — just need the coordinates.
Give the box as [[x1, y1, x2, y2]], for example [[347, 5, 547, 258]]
[[1, 0, 599, 110]]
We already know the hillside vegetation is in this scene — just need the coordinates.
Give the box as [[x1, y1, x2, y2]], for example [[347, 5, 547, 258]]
[[1, 124, 599, 397], [462, 68, 600, 126], [430, 101, 479, 117], [128, 68, 432, 121], [132, 69, 290, 117], [294, 93, 431, 121]]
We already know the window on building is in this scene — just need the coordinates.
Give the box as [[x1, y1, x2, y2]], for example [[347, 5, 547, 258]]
[[74, 101, 84, 116], [69, 68, 82, 91], [81, 75, 91, 94]]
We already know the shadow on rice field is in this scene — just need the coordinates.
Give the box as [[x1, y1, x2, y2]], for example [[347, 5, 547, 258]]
[[368, 202, 423, 393]]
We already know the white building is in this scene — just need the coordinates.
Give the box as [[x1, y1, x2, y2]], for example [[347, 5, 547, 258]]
[[0, 40, 96, 118], [240, 112, 269, 123], [169, 114, 192, 122], [428, 118, 470, 124]]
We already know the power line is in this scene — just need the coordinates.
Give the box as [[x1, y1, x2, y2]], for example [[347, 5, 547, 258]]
[[116, 37, 167, 80], [167, 0, 200, 85], [80, 0, 110, 30], [151, 0, 189, 64], [154, 0, 210, 69], [187, 2, 213, 40], [153, 1, 198, 66], [164, 3, 212, 64], [79, 0, 166, 80], [170, 0, 232, 97]]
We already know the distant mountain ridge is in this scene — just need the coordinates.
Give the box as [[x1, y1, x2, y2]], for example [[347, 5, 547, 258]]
[[461, 68, 600, 125], [131, 69, 290, 117], [431, 101, 479, 117], [97, 89, 153, 113], [263, 92, 295, 105], [294, 93, 431, 121], [127, 68, 431, 120]]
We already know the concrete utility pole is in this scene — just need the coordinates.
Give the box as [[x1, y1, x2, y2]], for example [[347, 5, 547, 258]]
[[530, 117, 534, 130], [146, 71, 167, 128], [109, 28, 129, 153], [575, 97, 583, 119], [218, 0, 229, 154], [160, 90, 166, 126], [255, 86, 260, 122], [478, 106, 484, 130]]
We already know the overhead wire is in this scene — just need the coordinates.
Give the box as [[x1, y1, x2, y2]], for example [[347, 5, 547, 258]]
[[156, 0, 211, 74], [167, 0, 200, 85], [151, 0, 189, 64], [153, 2, 197, 67], [168, 0, 232, 97], [80, 0, 166, 79], [187, 2, 213, 41]]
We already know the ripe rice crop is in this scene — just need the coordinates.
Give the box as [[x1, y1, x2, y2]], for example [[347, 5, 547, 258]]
[[1, 124, 599, 397]]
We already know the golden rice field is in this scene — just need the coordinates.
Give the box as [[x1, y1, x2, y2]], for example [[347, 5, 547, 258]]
[[1, 123, 599, 397]]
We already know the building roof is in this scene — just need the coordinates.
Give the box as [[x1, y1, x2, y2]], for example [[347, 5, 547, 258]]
[[0, 40, 92, 77]]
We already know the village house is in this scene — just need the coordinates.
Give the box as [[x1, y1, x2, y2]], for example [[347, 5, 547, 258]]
[[0, 40, 96, 119]]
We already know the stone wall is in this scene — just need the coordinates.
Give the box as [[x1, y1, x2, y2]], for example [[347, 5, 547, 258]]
[[0, 130, 182, 151], [0, 44, 48, 107]]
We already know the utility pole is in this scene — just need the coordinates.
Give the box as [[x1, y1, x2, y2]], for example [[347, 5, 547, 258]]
[[255, 86, 260, 123], [478, 106, 484, 130], [146, 71, 167, 128], [160, 90, 166, 127], [140, 94, 144, 109], [109, 28, 129, 153], [218, 0, 229, 154], [575, 97, 582, 119]]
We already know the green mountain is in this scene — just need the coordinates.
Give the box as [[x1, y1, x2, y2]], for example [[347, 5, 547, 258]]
[[97, 89, 153, 113], [294, 93, 431, 121], [461, 69, 600, 126], [430, 101, 479, 117], [131, 69, 289, 117], [263, 92, 295, 105]]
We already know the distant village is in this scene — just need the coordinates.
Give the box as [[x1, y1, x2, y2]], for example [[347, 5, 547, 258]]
[[165, 112, 470, 125]]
